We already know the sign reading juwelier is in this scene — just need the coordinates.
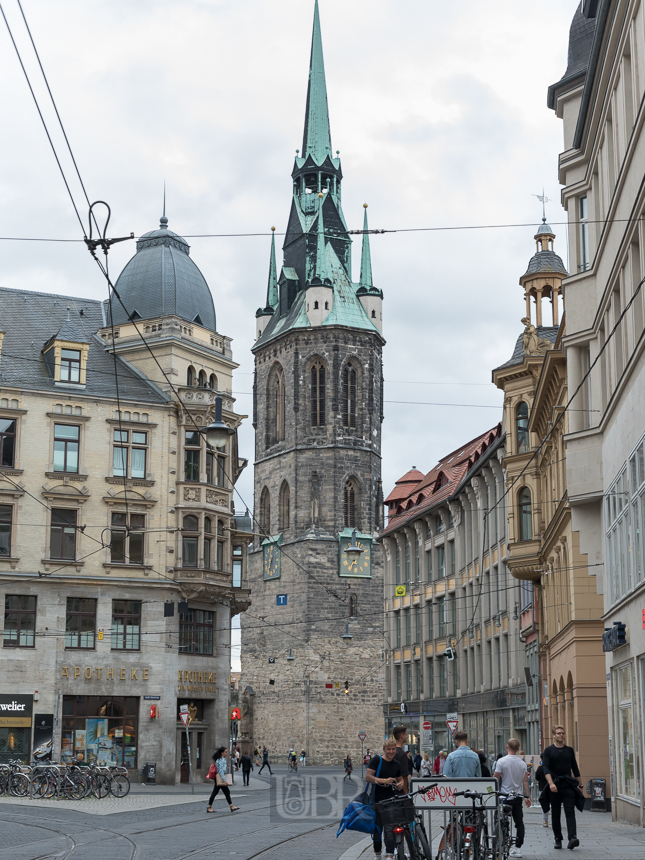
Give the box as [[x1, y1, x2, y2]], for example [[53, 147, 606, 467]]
[[0, 694, 33, 728]]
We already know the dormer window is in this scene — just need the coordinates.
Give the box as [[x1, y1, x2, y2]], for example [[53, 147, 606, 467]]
[[60, 349, 81, 383]]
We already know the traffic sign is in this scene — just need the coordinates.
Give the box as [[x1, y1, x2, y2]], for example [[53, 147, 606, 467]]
[[422, 721, 432, 731], [179, 704, 189, 713], [394, 585, 406, 597], [358, 731, 367, 741], [277, 594, 287, 606], [180, 712, 190, 728], [447, 719, 458, 736]]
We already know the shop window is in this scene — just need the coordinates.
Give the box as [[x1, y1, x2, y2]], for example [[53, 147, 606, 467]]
[[179, 607, 214, 654], [0, 419, 16, 467], [516, 402, 529, 454], [53, 424, 79, 473], [111, 600, 141, 651], [615, 663, 640, 799], [112, 430, 148, 479], [182, 515, 199, 568], [50, 509, 77, 560], [0, 505, 12, 557], [110, 513, 145, 564], [61, 695, 138, 768], [184, 431, 201, 482], [3, 595, 36, 647], [518, 488, 533, 541], [60, 349, 81, 383], [65, 597, 96, 649]]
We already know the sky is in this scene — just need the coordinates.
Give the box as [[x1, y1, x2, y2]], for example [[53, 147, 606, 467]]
[[0, 0, 581, 670]]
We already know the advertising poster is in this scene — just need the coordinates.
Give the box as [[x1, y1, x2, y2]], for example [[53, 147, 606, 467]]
[[32, 713, 54, 761], [75, 730, 86, 753], [85, 718, 109, 764]]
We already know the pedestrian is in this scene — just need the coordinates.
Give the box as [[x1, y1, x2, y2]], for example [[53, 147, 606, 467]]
[[420, 752, 432, 778], [254, 747, 261, 767], [535, 760, 550, 827], [542, 725, 583, 850], [258, 745, 272, 775], [478, 751, 491, 778], [241, 751, 253, 786], [343, 753, 353, 782], [366, 738, 404, 860], [443, 732, 481, 778], [392, 725, 410, 792], [413, 751, 422, 776], [433, 749, 447, 775], [406, 750, 414, 777], [206, 747, 239, 813], [364, 748, 371, 766], [300, 749, 306, 767], [493, 738, 531, 858], [234, 746, 240, 771]]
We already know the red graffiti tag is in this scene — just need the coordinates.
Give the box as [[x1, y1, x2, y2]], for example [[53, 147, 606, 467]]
[[419, 784, 458, 807]]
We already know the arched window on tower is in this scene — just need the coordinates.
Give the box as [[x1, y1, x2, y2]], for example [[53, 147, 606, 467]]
[[279, 481, 290, 532], [518, 487, 533, 541], [198, 370, 207, 388], [348, 593, 357, 617], [266, 364, 285, 445], [260, 486, 271, 536], [516, 402, 529, 454], [344, 478, 360, 529], [342, 363, 357, 429], [311, 359, 326, 427], [187, 366, 196, 387], [209, 373, 218, 390]]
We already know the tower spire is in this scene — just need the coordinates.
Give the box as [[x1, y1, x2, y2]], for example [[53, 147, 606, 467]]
[[312, 193, 331, 283], [359, 204, 373, 289], [302, 0, 332, 164], [266, 227, 278, 310]]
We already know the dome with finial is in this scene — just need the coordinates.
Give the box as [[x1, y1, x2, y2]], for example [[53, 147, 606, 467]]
[[522, 219, 568, 278], [106, 214, 216, 332]]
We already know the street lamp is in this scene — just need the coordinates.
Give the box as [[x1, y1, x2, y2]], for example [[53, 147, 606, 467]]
[[345, 529, 362, 561], [203, 395, 235, 450]]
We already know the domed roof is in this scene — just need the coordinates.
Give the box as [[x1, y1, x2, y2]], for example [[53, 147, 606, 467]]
[[523, 250, 568, 278], [106, 216, 216, 332]]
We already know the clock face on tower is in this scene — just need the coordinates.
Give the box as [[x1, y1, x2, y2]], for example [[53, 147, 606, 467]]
[[339, 533, 372, 578], [263, 541, 281, 580]]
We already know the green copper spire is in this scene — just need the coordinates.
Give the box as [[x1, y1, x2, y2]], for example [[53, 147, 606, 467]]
[[311, 194, 332, 284], [302, 0, 332, 164], [266, 227, 278, 310], [359, 204, 373, 288]]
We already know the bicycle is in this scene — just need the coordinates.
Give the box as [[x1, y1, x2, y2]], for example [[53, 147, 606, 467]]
[[287, 756, 298, 773], [107, 765, 131, 797], [3, 760, 30, 797], [450, 788, 526, 860], [375, 783, 436, 860]]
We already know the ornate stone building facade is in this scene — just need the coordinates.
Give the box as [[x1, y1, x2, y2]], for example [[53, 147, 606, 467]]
[[240, 1, 386, 764], [0, 216, 251, 782]]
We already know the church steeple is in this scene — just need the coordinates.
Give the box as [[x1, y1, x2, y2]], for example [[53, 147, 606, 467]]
[[359, 204, 373, 289], [302, 0, 332, 164], [266, 227, 278, 309], [311, 193, 332, 285]]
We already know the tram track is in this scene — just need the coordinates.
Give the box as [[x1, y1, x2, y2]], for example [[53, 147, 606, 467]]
[[0, 812, 138, 860]]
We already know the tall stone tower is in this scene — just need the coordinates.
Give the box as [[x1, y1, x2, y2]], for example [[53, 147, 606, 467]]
[[240, 0, 386, 765]]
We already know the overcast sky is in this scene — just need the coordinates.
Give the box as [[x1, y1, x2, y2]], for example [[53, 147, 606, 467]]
[[0, 0, 580, 669]]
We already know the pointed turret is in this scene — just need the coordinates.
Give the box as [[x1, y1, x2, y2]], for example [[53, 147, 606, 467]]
[[256, 228, 279, 339], [302, 0, 332, 164], [356, 204, 383, 333], [358, 204, 373, 289], [311, 193, 332, 285]]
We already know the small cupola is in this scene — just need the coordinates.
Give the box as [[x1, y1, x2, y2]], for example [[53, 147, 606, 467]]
[[42, 310, 90, 386], [520, 218, 568, 328]]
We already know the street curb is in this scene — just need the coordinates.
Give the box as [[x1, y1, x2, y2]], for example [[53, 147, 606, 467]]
[[338, 836, 372, 860]]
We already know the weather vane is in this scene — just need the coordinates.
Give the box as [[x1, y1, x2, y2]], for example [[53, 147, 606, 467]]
[[532, 190, 550, 222]]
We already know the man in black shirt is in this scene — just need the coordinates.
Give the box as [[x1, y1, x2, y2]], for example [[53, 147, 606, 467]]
[[366, 739, 403, 860], [392, 724, 410, 792], [542, 725, 581, 850]]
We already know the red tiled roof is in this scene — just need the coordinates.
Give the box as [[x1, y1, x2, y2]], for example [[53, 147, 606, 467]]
[[382, 423, 502, 536]]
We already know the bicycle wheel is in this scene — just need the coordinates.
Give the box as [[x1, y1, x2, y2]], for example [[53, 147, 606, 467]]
[[404, 828, 420, 860], [110, 773, 131, 798], [414, 822, 432, 859], [9, 773, 30, 797], [0, 770, 9, 796], [93, 774, 111, 798]]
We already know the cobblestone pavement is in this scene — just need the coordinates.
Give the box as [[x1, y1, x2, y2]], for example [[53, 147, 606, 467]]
[[1, 770, 644, 859]]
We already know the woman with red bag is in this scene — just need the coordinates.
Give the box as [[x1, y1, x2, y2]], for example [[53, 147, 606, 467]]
[[206, 747, 239, 813]]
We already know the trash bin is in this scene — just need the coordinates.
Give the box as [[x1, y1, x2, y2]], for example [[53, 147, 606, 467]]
[[585, 778, 606, 811], [143, 762, 157, 785]]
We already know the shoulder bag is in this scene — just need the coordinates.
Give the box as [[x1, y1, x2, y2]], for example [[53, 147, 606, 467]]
[[336, 757, 383, 836]]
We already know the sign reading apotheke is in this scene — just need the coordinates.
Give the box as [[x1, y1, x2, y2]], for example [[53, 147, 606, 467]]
[[61, 666, 150, 681], [0, 694, 33, 727]]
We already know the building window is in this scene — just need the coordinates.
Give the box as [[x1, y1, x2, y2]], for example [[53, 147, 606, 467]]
[[179, 607, 214, 655], [61, 696, 138, 768], [437, 597, 446, 637], [3, 595, 36, 648], [427, 603, 433, 640], [113, 430, 147, 479], [342, 364, 357, 429], [414, 606, 421, 644], [184, 431, 201, 482], [53, 424, 79, 473], [206, 451, 226, 487], [198, 370, 207, 387], [182, 515, 200, 567], [110, 512, 145, 564], [435, 514, 444, 534], [0, 505, 12, 557], [311, 360, 326, 427], [187, 366, 196, 386], [60, 349, 81, 383], [405, 537, 410, 580], [260, 486, 271, 535], [426, 548, 433, 581], [209, 373, 218, 390], [204, 517, 213, 569], [439, 658, 447, 697], [615, 663, 639, 799], [111, 600, 141, 650], [50, 508, 77, 560], [395, 664, 402, 701], [405, 664, 412, 700], [437, 545, 446, 579], [0, 418, 16, 467], [395, 614, 401, 647], [395, 543, 401, 584], [267, 365, 285, 445], [232, 544, 243, 588], [344, 479, 359, 528], [404, 609, 411, 646], [579, 196, 589, 272], [606, 468, 631, 603], [449, 541, 455, 575], [518, 488, 533, 541], [427, 659, 434, 697], [65, 598, 97, 649], [279, 481, 290, 531], [516, 402, 529, 454], [630, 442, 645, 589], [414, 535, 420, 581]]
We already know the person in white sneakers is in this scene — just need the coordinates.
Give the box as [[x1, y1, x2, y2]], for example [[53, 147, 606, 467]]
[[494, 738, 531, 858]]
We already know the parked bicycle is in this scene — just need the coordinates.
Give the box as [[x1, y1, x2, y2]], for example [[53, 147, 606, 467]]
[[0, 761, 30, 797], [375, 783, 436, 860], [447, 788, 526, 860], [0, 760, 130, 801]]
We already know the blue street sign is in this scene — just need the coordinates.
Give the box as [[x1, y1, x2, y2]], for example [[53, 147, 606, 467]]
[[277, 594, 287, 606]]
